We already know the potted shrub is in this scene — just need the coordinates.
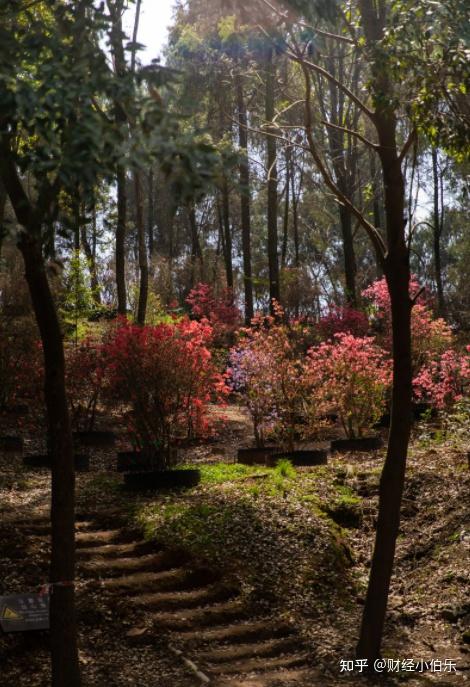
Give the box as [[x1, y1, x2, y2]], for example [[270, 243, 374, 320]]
[[105, 318, 226, 489], [304, 333, 391, 452]]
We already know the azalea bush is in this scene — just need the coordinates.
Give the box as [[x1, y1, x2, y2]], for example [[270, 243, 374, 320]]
[[304, 333, 392, 439], [186, 282, 240, 346], [413, 346, 470, 410], [105, 318, 227, 460], [318, 305, 369, 340], [228, 305, 309, 449], [363, 277, 452, 372], [65, 338, 109, 432]]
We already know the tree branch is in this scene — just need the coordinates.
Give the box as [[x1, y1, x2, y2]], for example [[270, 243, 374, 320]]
[[398, 128, 417, 163], [300, 64, 386, 264], [321, 119, 378, 150]]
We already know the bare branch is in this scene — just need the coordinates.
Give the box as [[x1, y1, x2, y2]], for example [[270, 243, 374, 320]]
[[300, 63, 386, 264], [286, 48, 375, 121], [321, 119, 378, 149]]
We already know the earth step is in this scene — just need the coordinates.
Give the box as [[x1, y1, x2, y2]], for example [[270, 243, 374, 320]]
[[206, 652, 309, 676], [100, 568, 191, 592], [80, 552, 173, 577], [197, 637, 300, 663], [215, 668, 312, 686], [128, 584, 238, 611], [151, 600, 246, 630], [172, 619, 293, 647], [75, 529, 131, 546], [76, 540, 156, 559]]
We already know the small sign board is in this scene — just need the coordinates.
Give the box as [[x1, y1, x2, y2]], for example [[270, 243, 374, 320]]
[[0, 594, 49, 632]]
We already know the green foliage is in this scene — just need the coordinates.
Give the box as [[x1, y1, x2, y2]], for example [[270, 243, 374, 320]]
[[59, 250, 95, 340]]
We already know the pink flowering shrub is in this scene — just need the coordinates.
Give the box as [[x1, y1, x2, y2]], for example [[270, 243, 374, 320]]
[[318, 305, 369, 340], [413, 346, 470, 410], [105, 318, 228, 457], [186, 282, 240, 346], [228, 304, 306, 449], [304, 333, 392, 438], [363, 277, 452, 372]]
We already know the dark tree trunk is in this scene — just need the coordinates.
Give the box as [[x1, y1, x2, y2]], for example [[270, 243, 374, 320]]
[[134, 172, 148, 325], [432, 148, 446, 316], [19, 232, 80, 687], [116, 165, 127, 314], [188, 205, 203, 287], [356, 0, 413, 661], [338, 197, 357, 306], [370, 150, 384, 278], [265, 46, 280, 311], [81, 222, 101, 306], [0, 178, 6, 258], [281, 145, 290, 269], [148, 167, 154, 257], [236, 73, 254, 323], [221, 177, 233, 289]]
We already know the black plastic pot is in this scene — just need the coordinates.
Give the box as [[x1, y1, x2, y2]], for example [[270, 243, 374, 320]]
[[237, 446, 280, 466], [124, 469, 201, 491], [23, 453, 90, 472], [73, 430, 116, 448], [117, 448, 178, 473], [0, 436, 24, 452], [330, 436, 383, 453], [266, 449, 328, 467]]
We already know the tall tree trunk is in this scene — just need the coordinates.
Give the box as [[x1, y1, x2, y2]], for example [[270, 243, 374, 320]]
[[281, 145, 290, 269], [265, 46, 280, 311], [116, 165, 127, 314], [221, 177, 233, 289], [108, 0, 128, 315], [19, 232, 80, 687], [338, 195, 357, 306], [188, 205, 203, 287], [134, 172, 148, 325], [81, 218, 101, 306], [370, 150, 384, 278], [356, 0, 413, 661], [432, 148, 445, 316], [148, 167, 154, 258], [236, 73, 254, 323], [0, 178, 6, 259]]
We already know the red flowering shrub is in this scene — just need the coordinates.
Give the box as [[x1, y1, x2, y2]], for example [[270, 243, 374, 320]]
[[65, 338, 109, 432], [413, 346, 470, 410], [362, 277, 452, 372], [318, 305, 369, 340], [304, 333, 392, 438], [186, 282, 240, 346], [105, 318, 228, 459]]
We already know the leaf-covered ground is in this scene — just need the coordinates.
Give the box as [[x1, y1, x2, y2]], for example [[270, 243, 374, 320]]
[[0, 404, 468, 685]]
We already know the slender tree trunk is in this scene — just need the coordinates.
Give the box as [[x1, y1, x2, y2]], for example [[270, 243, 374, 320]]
[[370, 150, 384, 278], [81, 220, 101, 306], [0, 178, 6, 258], [431, 148, 445, 316], [221, 177, 233, 289], [116, 166, 127, 314], [236, 73, 254, 323], [134, 172, 148, 325], [338, 196, 357, 306], [265, 46, 280, 311], [148, 167, 154, 257], [188, 205, 203, 287], [356, 0, 413, 661], [281, 146, 290, 269], [19, 232, 81, 687]]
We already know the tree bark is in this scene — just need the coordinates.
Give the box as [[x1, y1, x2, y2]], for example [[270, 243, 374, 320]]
[[356, 0, 413, 662], [221, 177, 233, 289], [236, 73, 254, 323], [20, 232, 81, 687], [281, 145, 290, 269], [134, 171, 148, 325], [265, 46, 280, 311], [116, 165, 127, 314], [147, 167, 155, 257], [432, 148, 446, 316], [81, 218, 101, 306]]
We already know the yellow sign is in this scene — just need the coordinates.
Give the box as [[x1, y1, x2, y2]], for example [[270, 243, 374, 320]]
[[2, 606, 23, 620]]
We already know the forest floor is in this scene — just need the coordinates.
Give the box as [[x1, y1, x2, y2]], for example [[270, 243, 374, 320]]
[[0, 404, 468, 687]]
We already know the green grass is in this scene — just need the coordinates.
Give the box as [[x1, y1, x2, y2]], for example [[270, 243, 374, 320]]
[[187, 462, 268, 484]]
